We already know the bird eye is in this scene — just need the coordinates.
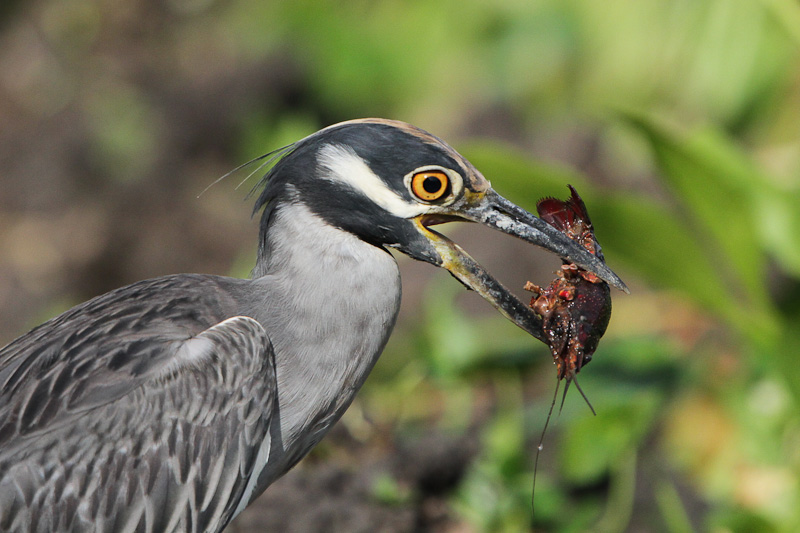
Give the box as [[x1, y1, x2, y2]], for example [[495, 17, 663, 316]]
[[410, 171, 450, 202]]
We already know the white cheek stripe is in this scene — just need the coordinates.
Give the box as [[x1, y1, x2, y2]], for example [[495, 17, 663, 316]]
[[317, 144, 428, 218]]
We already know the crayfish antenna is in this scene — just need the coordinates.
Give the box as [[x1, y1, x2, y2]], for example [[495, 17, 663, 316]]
[[559, 378, 571, 415], [571, 376, 596, 416], [532, 378, 561, 516]]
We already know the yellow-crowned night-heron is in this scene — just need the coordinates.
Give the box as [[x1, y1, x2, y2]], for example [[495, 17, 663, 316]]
[[0, 119, 626, 532]]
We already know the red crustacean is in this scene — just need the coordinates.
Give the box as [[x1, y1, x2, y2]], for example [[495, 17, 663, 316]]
[[527, 185, 615, 514], [525, 185, 612, 386]]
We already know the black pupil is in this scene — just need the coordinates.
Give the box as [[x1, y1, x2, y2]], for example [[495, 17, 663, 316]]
[[422, 175, 443, 194]]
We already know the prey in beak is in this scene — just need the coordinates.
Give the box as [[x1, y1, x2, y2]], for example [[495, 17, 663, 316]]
[[405, 186, 626, 344]]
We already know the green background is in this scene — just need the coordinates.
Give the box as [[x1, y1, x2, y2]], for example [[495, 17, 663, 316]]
[[1, 0, 799, 531]]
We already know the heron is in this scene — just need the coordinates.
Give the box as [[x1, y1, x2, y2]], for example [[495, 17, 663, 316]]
[[0, 118, 626, 532]]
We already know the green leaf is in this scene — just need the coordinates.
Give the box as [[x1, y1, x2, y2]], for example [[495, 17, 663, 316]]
[[619, 114, 792, 349], [589, 194, 752, 336], [560, 394, 658, 484], [760, 0, 800, 46], [756, 188, 800, 278], [463, 142, 588, 202], [621, 114, 770, 311]]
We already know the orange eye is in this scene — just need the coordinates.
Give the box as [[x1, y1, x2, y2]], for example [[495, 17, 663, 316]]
[[410, 171, 450, 202]]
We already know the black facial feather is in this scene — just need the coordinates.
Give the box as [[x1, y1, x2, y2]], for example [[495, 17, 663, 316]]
[[321, 123, 465, 197]]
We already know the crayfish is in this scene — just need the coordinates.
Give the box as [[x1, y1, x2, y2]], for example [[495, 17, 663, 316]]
[[525, 185, 612, 396], [526, 185, 616, 515]]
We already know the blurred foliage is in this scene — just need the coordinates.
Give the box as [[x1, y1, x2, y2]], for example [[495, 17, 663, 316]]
[[3, 0, 800, 531]]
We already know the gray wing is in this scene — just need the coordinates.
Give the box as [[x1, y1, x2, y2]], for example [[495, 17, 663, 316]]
[[0, 276, 276, 533]]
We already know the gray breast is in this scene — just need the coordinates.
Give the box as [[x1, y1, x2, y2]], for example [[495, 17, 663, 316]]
[[234, 202, 403, 495]]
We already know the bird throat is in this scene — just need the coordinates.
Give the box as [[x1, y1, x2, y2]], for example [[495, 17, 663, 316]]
[[247, 203, 402, 481]]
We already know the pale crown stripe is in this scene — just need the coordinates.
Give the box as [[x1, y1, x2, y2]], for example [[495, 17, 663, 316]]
[[317, 144, 428, 218]]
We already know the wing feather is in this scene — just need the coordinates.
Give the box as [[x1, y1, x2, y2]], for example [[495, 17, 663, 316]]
[[0, 276, 276, 533]]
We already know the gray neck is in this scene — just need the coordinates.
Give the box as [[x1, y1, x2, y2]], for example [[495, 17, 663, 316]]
[[245, 201, 401, 479]]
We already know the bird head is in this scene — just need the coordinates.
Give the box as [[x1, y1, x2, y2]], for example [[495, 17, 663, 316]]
[[253, 119, 627, 342]]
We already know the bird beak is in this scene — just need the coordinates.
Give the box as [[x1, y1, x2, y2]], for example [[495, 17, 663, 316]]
[[410, 189, 627, 342], [459, 190, 627, 292]]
